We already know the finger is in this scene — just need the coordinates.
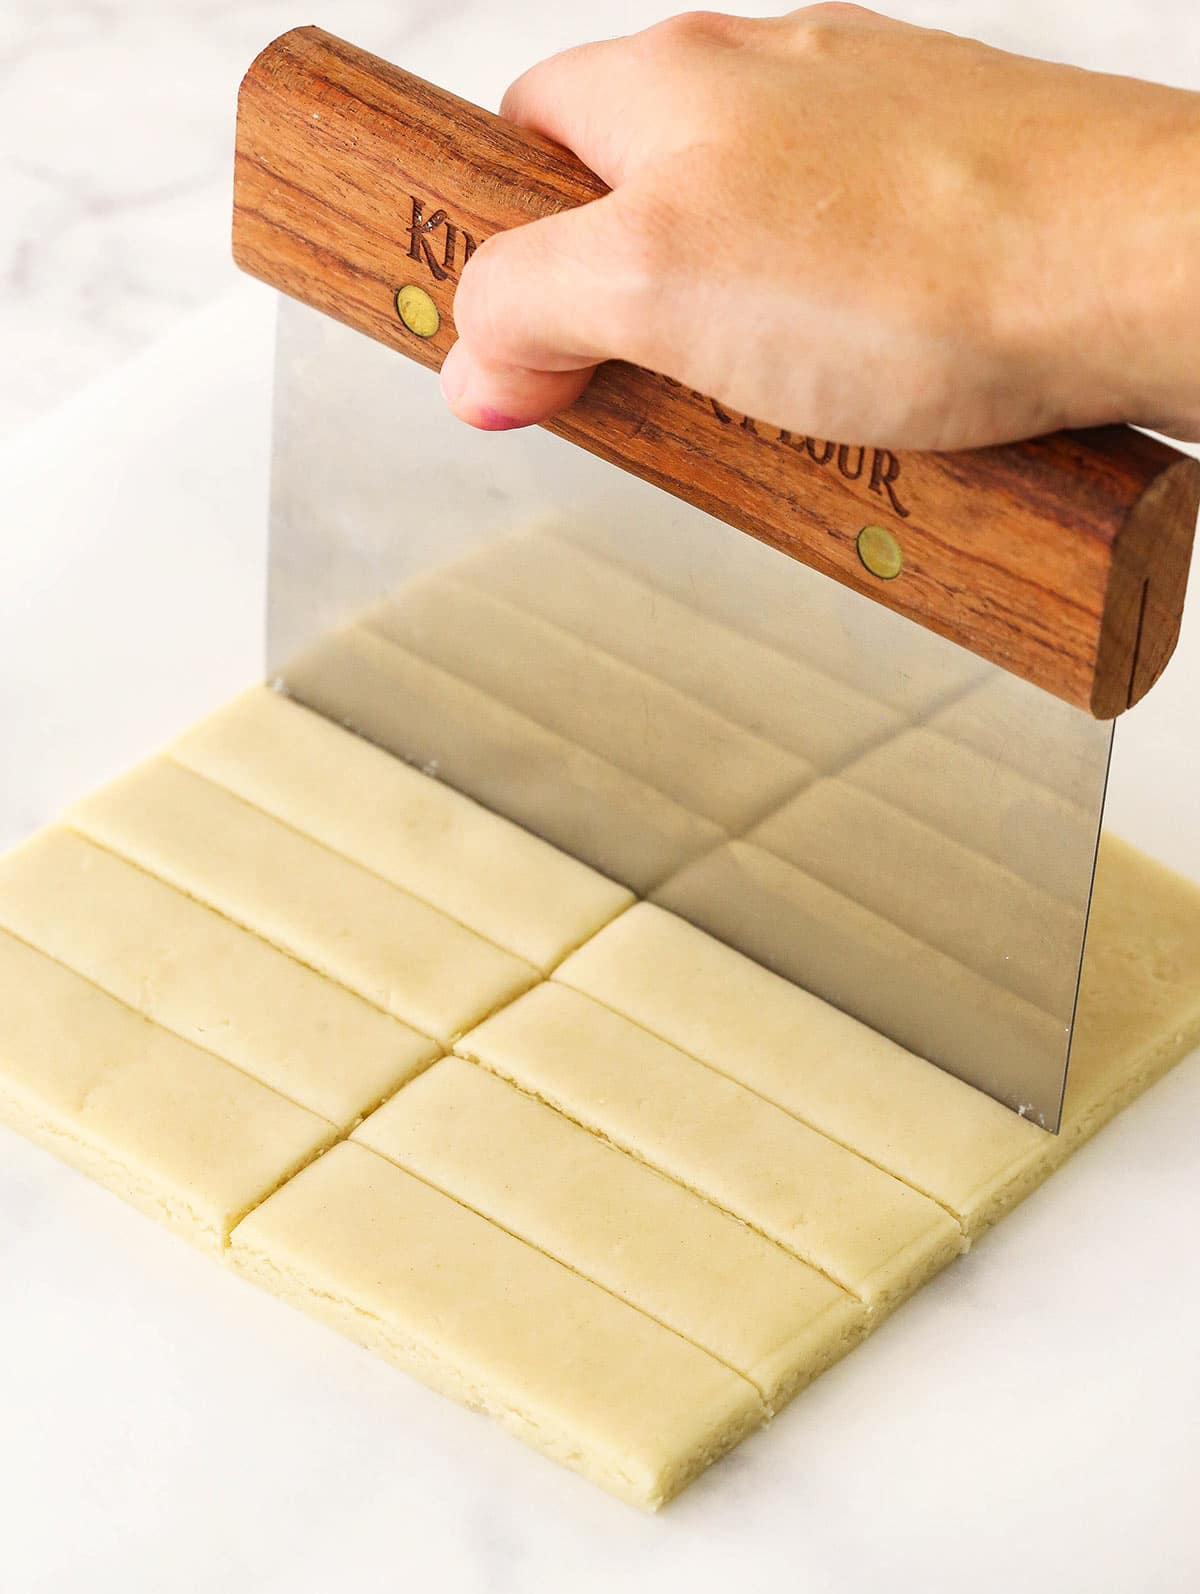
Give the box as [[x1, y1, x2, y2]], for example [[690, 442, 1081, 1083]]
[[500, 36, 657, 186], [439, 338, 596, 431], [500, 13, 757, 185], [444, 193, 636, 430]]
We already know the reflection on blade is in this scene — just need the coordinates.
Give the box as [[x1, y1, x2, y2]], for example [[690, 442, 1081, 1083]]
[[283, 624, 723, 894], [269, 300, 1114, 1129]]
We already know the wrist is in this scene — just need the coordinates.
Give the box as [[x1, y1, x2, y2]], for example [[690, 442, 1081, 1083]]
[[995, 77, 1200, 443], [1084, 84, 1200, 440]]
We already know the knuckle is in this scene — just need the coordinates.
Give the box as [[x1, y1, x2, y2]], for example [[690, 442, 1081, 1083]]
[[636, 10, 750, 53], [785, 3, 876, 47], [790, 1, 874, 17]]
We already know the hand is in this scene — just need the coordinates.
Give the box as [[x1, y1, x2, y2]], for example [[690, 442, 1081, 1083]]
[[440, 5, 1200, 449]]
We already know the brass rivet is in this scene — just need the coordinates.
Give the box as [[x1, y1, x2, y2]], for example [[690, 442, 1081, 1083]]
[[395, 283, 440, 338], [857, 524, 903, 580]]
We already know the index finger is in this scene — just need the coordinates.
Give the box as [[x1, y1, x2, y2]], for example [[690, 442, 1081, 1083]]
[[500, 36, 652, 186]]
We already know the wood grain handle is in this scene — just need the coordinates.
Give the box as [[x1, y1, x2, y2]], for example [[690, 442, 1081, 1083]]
[[233, 26, 1200, 717]]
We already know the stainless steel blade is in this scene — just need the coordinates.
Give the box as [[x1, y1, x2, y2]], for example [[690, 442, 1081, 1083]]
[[267, 297, 1114, 1131]]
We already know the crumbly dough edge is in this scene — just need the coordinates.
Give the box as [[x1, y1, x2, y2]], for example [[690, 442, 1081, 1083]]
[[0, 1077, 337, 1257]]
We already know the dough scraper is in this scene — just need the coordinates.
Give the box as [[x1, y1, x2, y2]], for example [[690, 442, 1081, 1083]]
[[231, 27, 1200, 1131]]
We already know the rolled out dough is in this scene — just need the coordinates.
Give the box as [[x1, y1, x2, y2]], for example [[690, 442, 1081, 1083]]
[[2, 677, 1198, 1510]]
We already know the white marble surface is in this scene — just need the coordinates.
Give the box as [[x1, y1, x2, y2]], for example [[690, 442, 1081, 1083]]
[[4, 0, 1199, 438]]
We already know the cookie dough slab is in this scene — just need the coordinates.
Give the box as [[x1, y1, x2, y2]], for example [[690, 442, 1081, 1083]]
[[450, 529, 903, 769], [1, 622, 1197, 1518], [172, 687, 631, 973], [67, 758, 538, 1044], [354, 1055, 866, 1410], [0, 929, 335, 1253], [284, 625, 724, 894], [0, 828, 439, 1129], [456, 983, 962, 1310], [228, 1141, 763, 1510]]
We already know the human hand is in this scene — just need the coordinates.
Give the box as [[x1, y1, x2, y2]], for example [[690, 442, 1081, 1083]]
[[440, 5, 1200, 449]]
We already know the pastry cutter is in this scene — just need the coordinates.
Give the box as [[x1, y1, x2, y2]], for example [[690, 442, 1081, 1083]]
[[231, 27, 1200, 1131]]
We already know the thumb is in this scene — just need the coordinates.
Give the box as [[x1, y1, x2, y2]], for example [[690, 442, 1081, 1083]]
[[442, 194, 632, 430]]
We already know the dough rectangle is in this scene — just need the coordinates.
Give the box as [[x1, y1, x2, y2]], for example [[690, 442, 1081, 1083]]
[[67, 758, 538, 1044], [228, 1141, 764, 1510]]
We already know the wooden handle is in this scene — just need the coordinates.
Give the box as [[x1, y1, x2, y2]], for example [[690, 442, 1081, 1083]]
[[233, 26, 1200, 717]]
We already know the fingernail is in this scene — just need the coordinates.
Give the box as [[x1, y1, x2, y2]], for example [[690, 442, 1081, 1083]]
[[439, 339, 468, 404], [474, 406, 525, 431]]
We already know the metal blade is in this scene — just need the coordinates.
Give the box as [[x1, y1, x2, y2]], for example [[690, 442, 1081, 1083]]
[[268, 298, 1113, 1131]]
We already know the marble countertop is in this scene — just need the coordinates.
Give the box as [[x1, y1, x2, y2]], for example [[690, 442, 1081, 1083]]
[[4, 0, 1198, 439]]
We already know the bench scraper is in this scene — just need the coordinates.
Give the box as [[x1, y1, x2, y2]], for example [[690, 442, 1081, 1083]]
[[231, 27, 1200, 1131]]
